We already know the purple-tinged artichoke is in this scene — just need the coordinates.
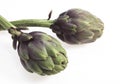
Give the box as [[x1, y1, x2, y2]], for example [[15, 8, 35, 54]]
[[12, 31, 68, 75], [0, 15, 68, 76], [50, 9, 104, 44]]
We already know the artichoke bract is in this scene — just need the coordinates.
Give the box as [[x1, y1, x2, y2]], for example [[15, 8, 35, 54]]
[[14, 31, 68, 75], [50, 9, 104, 44]]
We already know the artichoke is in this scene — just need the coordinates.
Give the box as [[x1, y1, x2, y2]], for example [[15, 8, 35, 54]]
[[50, 8, 104, 44], [13, 31, 68, 75]]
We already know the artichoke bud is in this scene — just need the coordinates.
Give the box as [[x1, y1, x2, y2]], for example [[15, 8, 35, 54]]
[[15, 31, 68, 75], [50, 8, 104, 44]]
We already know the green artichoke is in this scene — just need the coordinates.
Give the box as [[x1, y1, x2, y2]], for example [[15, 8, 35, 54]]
[[50, 8, 104, 44], [13, 31, 68, 75]]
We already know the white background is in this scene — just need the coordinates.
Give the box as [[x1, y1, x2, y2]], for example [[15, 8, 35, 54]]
[[0, 0, 120, 84]]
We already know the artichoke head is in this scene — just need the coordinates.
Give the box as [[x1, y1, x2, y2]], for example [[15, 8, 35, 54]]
[[50, 8, 104, 44], [13, 31, 68, 75]]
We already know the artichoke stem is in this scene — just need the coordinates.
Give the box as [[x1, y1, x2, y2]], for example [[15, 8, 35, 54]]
[[0, 19, 54, 31], [0, 15, 16, 30], [10, 19, 54, 28], [0, 15, 21, 36]]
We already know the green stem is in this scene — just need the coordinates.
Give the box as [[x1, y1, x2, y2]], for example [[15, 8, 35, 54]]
[[11, 19, 54, 27], [0, 19, 54, 30], [0, 15, 21, 36], [0, 15, 16, 30]]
